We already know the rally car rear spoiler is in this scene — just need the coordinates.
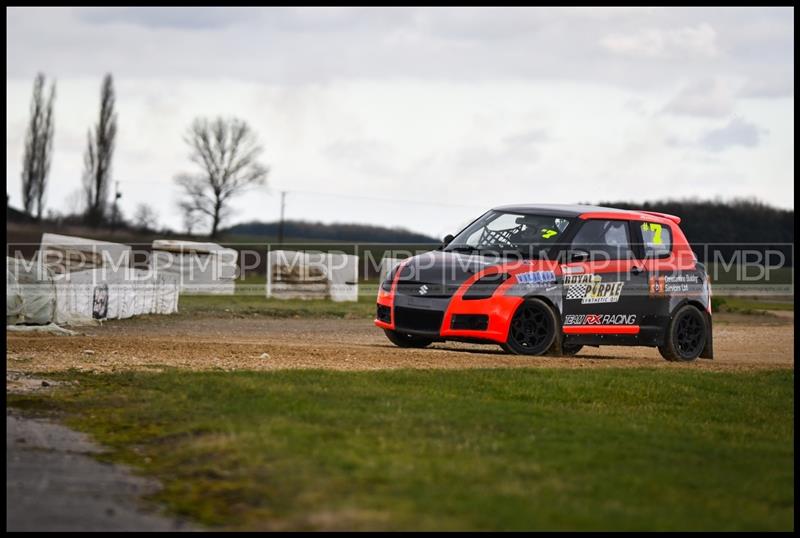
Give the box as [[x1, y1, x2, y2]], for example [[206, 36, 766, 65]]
[[637, 211, 681, 224]]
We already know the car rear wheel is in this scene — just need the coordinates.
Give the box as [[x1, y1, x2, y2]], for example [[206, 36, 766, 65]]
[[502, 298, 558, 356], [383, 329, 434, 348], [658, 305, 707, 362]]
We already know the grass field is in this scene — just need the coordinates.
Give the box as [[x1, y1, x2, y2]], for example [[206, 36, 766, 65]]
[[175, 273, 379, 318], [177, 291, 792, 321], [175, 272, 792, 320], [178, 293, 377, 319], [9, 368, 793, 531], [713, 296, 794, 313]]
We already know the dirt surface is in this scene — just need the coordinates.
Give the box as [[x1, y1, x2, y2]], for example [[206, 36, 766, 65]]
[[6, 312, 794, 373], [6, 408, 195, 531], [6, 370, 68, 394]]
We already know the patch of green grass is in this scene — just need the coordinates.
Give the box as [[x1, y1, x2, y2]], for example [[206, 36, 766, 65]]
[[177, 294, 376, 319], [714, 296, 794, 314], [235, 273, 267, 286], [174, 273, 380, 319], [9, 368, 793, 531]]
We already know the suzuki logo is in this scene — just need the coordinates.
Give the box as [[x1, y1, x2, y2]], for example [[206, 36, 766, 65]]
[[418, 284, 429, 295]]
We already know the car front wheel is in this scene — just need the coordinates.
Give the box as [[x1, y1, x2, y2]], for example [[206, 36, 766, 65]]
[[502, 298, 558, 356]]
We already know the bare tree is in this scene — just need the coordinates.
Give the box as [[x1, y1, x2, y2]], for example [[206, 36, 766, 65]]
[[83, 73, 117, 227], [21, 73, 56, 219], [65, 188, 86, 216], [174, 117, 268, 238], [133, 203, 159, 231], [179, 201, 203, 235]]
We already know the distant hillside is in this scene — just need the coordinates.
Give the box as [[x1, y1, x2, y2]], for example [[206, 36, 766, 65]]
[[223, 220, 438, 243], [593, 199, 794, 243], [6, 218, 196, 262]]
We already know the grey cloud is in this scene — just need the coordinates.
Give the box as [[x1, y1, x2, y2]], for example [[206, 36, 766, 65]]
[[503, 129, 550, 148], [6, 7, 794, 92], [624, 98, 647, 115], [454, 131, 544, 174], [76, 7, 421, 34], [664, 134, 686, 149], [666, 116, 767, 152], [76, 7, 258, 30], [739, 76, 794, 99], [454, 145, 539, 173], [322, 138, 401, 178], [408, 8, 549, 41], [663, 79, 737, 117], [699, 117, 766, 152], [600, 22, 718, 59]]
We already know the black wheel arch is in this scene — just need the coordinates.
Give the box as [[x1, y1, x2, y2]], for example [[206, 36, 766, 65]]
[[522, 293, 562, 317]]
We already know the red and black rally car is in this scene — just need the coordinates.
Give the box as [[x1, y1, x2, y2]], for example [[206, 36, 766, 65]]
[[375, 204, 713, 361]]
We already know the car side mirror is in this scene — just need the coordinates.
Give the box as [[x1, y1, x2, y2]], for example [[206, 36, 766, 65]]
[[442, 234, 455, 247], [569, 249, 590, 263]]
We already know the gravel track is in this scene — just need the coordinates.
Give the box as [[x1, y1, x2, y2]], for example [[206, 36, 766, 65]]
[[6, 409, 194, 531], [6, 312, 793, 373]]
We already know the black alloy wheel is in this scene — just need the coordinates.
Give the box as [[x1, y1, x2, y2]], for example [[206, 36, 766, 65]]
[[502, 298, 558, 356], [658, 305, 707, 362]]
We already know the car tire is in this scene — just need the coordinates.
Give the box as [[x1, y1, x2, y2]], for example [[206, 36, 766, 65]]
[[383, 329, 434, 348], [545, 342, 583, 356], [658, 305, 707, 362], [560, 343, 584, 356], [502, 298, 559, 356]]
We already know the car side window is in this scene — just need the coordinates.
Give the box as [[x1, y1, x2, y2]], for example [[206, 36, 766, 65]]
[[640, 222, 672, 258], [570, 219, 633, 260]]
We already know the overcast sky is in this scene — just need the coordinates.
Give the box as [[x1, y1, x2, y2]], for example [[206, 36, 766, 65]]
[[6, 7, 794, 238]]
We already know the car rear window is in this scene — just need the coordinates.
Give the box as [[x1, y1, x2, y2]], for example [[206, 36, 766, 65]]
[[640, 222, 672, 258]]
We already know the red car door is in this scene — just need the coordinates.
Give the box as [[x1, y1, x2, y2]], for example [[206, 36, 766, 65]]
[[560, 218, 646, 334]]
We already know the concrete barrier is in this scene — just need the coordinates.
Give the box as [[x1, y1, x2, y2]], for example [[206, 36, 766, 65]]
[[266, 250, 358, 302]]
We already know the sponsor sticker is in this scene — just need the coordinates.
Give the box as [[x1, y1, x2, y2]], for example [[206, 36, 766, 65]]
[[561, 265, 585, 275], [566, 283, 589, 300], [650, 273, 702, 297], [564, 274, 625, 304], [564, 274, 594, 285], [648, 276, 666, 298], [581, 277, 625, 304], [664, 274, 700, 293], [516, 270, 557, 286], [564, 314, 637, 325]]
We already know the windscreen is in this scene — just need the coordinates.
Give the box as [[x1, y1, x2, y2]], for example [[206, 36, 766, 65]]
[[444, 211, 572, 259]]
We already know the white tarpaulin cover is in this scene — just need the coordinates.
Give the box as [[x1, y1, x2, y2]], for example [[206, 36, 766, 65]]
[[6, 234, 180, 326], [151, 239, 237, 295], [39, 232, 132, 277], [6, 323, 78, 335], [6, 257, 56, 325], [51, 268, 180, 325], [266, 250, 358, 302]]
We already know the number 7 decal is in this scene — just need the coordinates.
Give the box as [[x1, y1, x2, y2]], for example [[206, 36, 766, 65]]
[[641, 222, 663, 244]]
